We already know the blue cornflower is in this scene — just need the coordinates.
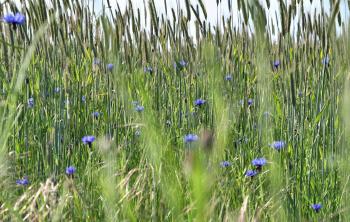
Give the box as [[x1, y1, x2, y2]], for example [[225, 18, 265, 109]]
[[174, 59, 187, 70], [273, 60, 280, 69], [82, 96, 86, 103], [311, 203, 322, 213], [28, 98, 34, 108], [144, 66, 153, 73], [245, 170, 257, 177], [66, 166, 76, 175], [54, 87, 60, 93], [252, 158, 267, 171], [240, 99, 253, 106], [195, 99, 206, 106], [16, 177, 29, 186], [220, 161, 231, 167], [247, 98, 253, 106], [135, 105, 144, 112], [82, 135, 95, 147], [92, 111, 100, 119], [322, 56, 329, 65], [179, 59, 187, 67], [107, 64, 114, 71], [271, 140, 285, 151], [225, 74, 233, 81], [3, 13, 26, 25], [184, 134, 198, 143]]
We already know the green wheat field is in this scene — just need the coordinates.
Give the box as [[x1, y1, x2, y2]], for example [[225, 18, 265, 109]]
[[1, 0, 350, 221]]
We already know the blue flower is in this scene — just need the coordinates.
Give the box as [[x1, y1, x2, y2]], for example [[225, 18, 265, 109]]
[[273, 60, 280, 69], [184, 134, 198, 143], [252, 158, 267, 170], [54, 87, 60, 93], [107, 64, 114, 71], [195, 99, 206, 106], [311, 203, 322, 213], [174, 59, 187, 70], [144, 66, 153, 73], [92, 111, 100, 119], [66, 166, 76, 175], [239, 99, 253, 106], [220, 161, 231, 167], [135, 105, 144, 112], [16, 177, 29, 186], [322, 56, 329, 65], [82, 96, 86, 103], [225, 74, 233, 81], [4, 13, 26, 25], [247, 98, 253, 106], [179, 60, 187, 67], [245, 170, 257, 177], [271, 141, 285, 151], [82, 135, 95, 147], [28, 98, 34, 108]]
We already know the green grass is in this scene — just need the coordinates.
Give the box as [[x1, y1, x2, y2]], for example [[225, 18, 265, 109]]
[[0, 0, 349, 221]]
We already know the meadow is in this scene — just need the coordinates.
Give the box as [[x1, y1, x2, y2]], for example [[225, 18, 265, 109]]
[[1, 0, 350, 221]]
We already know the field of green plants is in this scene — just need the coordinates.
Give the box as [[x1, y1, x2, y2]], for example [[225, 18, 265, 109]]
[[1, 0, 350, 221]]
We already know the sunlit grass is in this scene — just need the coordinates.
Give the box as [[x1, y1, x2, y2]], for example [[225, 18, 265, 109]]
[[0, 0, 349, 221]]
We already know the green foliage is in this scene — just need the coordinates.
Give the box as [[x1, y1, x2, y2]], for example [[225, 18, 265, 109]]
[[0, 0, 349, 221]]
